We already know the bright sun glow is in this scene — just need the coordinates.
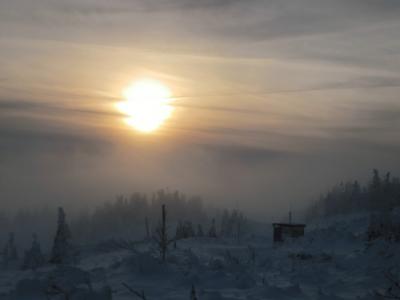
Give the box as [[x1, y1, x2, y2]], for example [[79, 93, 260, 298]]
[[116, 79, 173, 133]]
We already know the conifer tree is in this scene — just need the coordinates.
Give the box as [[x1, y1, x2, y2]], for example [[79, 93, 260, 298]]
[[22, 234, 45, 270], [154, 204, 173, 262], [50, 207, 73, 264]]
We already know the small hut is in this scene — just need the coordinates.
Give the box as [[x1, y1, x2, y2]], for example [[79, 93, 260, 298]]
[[272, 223, 306, 242]]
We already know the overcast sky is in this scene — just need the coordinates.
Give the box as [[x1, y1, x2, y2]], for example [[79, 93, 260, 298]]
[[1, 0, 400, 219]]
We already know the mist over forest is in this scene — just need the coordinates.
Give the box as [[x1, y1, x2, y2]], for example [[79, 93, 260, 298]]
[[1, 0, 400, 299]]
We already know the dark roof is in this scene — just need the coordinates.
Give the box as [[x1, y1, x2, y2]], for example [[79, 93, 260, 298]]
[[272, 223, 306, 228]]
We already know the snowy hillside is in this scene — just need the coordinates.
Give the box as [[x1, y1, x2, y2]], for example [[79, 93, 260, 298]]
[[1, 211, 399, 300]]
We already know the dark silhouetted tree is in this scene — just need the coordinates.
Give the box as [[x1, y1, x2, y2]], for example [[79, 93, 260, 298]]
[[22, 233, 45, 270], [153, 204, 173, 262], [50, 207, 73, 264], [369, 169, 382, 210]]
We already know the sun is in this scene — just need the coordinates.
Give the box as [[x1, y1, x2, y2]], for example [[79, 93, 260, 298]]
[[116, 79, 174, 133]]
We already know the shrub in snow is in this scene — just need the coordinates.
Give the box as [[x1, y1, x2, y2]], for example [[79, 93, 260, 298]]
[[288, 252, 313, 261], [223, 250, 240, 265], [320, 252, 333, 262], [367, 212, 400, 242], [222, 250, 245, 273], [48, 265, 92, 290], [44, 265, 112, 299], [14, 269, 112, 300], [182, 248, 200, 268], [21, 234, 46, 271], [127, 251, 169, 276], [208, 258, 224, 270]]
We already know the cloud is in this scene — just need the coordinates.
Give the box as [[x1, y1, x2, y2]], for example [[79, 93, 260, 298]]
[[0, 100, 113, 161], [177, 75, 400, 97], [200, 143, 296, 165], [0, 127, 111, 159], [0, 0, 399, 218], [353, 104, 400, 130], [0, 99, 120, 118], [3, 0, 400, 44]]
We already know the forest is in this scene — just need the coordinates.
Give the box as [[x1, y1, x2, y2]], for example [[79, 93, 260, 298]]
[[306, 169, 400, 219]]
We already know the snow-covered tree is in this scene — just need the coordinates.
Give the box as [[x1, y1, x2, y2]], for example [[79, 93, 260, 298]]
[[50, 207, 73, 264], [22, 234, 46, 270]]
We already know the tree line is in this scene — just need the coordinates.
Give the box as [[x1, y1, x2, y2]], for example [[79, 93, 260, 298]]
[[72, 189, 208, 242], [306, 169, 400, 220], [1, 189, 249, 268]]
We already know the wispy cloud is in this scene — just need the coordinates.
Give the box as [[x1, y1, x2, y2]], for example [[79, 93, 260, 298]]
[[200, 143, 297, 165], [0, 0, 400, 215]]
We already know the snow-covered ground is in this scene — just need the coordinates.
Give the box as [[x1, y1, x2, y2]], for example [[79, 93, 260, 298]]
[[1, 212, 399, 299]]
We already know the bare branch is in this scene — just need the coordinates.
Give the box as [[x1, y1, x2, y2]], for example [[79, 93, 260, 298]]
[[122, 282, 147, 300]]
